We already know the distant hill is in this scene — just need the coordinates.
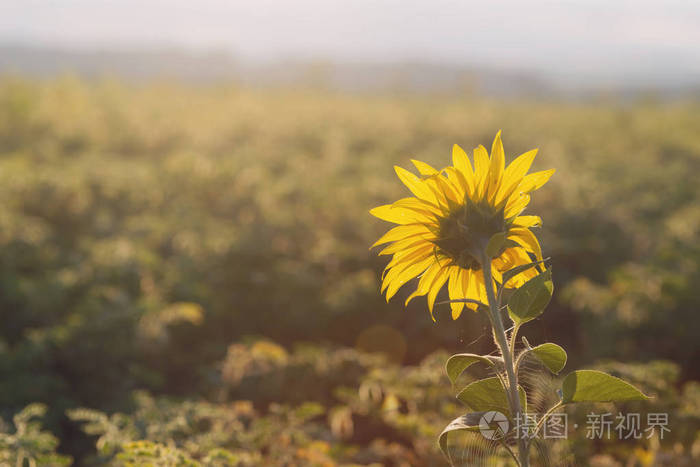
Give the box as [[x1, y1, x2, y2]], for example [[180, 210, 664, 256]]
[[0, 44, 240, 81], [0, 44, 698, 98]]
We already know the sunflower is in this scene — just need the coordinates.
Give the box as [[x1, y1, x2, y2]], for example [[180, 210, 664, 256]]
[[370, 131, 554, 321]]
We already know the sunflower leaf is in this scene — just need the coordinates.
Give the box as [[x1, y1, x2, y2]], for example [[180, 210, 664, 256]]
[[445, 353, 499, 385], [457, 377, 527, 418], [507, 268, 553, 325], [561, 370, 650, 404], [438, 413, 482, 460], [528, 343, 567, 374]]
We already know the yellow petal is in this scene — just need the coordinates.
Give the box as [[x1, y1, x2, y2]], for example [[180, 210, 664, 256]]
[[391, 197, 442, 217], [497, 149, 538, 205], [488, 131, 505, 200], [382, 249, 433, 294], [507, 227, 543, 261], [470, 268, 489, 305], [479, 280, 490, 304], [371, 225, 431, 248], [504, 194, 531, 218], [473, 145, 490, 199], [464, 271, 479, 311], [519, 169, 555, 194], [427, 265, 451, 320], [489, 259, 503, 283], [448, 268, 466, 319], [452, 144, 475, 193], [405, 259, 445, 305], [384, 243, 434, 272], [369, 205, 432, 225], [503, 149, 538, 185], [512, 215, 542, 228], [394, 166, 438, 204], [442, 167, 467, 199], [411, 159, 439, 176], [403, 290, 421, 307], [422, 176, 450, 211], [385, 256, 435, 301], [500, 248, 539, 287], [378, 237, 428, 256], [428, 174, 460, 207]]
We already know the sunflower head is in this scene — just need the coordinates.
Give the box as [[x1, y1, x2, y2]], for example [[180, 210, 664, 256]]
[[370, 131, 554, 321], [433, 197, 508, 269]]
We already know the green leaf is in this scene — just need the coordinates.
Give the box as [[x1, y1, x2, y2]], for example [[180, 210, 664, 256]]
[[486, 232, 507, 258], [530, 343, 567, 374], [438, 413, 482, 458], [561, 370, 650, 404], [445, 354, 499, 386], [457, 377, 527, 417], [501, 258, 548, 287], [507, 268, 553, 325]]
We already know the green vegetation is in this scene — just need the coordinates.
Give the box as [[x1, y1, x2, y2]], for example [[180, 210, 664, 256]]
[[0, 76, 698, 465]]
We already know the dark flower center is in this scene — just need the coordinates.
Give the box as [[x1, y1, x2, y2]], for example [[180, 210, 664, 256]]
[[433, 198, 507, 270]]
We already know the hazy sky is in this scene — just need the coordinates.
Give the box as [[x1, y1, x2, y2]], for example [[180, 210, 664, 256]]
[[2, 0, 700, 81]]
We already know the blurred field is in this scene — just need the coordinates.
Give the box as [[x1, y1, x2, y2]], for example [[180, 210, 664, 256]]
[[0, 76, 698, 465]]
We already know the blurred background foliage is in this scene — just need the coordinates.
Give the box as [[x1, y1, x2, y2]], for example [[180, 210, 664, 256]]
[[0, 76, 698, 465]]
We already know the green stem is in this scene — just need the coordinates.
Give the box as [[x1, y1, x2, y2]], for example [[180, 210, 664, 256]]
[[514, 349, 528, 376], [481, 253, 529, 467], [509, 322, 521, 361]]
